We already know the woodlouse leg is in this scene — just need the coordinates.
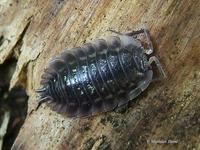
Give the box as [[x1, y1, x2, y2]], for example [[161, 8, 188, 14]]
[[128, 87, 143, 101], [149, 56, 167, 81], [107, 28, 154, 55], [114, 95, 129, 113], [114, 103, 128, 113]]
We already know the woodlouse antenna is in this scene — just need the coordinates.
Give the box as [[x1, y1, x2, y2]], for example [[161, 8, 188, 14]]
[[107, 29, 124, 35], [107, 28, 154, 55], [107, 28, 145, 36]]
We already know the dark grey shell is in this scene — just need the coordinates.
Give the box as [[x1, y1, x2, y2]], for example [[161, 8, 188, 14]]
[[37, 35, 151, 117]]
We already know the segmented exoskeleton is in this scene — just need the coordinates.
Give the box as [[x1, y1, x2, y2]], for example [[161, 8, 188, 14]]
[[36, 28, 166, 117]]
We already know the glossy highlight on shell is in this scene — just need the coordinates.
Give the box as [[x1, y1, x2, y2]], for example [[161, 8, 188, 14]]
[[36, 29, 166, 117]]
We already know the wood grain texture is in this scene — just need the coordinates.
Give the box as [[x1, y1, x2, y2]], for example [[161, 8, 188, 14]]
[[0, 0, 199, 149]]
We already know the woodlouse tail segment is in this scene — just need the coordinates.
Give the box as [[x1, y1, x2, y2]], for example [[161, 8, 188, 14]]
[[35, 87, 52, 109], [36, 96, 50, 110], [35, 87, 46, 93]]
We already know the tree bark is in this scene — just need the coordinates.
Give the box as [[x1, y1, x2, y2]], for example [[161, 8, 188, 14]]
[[0, 0, 199, 150]]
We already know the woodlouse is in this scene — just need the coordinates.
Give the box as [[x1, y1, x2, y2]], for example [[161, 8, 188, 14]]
[[36, 28, 166, 117]]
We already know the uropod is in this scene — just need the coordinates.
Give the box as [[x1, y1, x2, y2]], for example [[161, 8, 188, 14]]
[[36, 28, 166, 117]]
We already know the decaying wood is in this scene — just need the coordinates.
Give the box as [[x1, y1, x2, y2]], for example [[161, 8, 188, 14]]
[[0, 111, 10, 150], [0, 0, 199, 149]]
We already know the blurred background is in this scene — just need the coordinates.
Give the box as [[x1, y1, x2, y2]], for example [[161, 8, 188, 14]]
[[0, 58, 28, 150]]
